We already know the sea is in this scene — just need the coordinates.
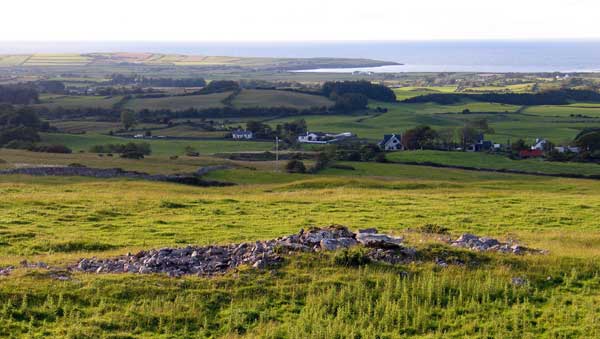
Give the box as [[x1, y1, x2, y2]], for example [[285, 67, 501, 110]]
[[1, 40, 600, 73]]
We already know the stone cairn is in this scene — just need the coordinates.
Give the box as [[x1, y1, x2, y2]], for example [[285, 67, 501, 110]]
[[74, 226, 414, 277], [0, 227, 544, 279]]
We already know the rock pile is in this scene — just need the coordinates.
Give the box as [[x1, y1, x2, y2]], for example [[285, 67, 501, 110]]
[[74, 226, 414, 277], [0, 266, 13, 276], [71, 228, 545, 277], [450, 233, 540, 254]]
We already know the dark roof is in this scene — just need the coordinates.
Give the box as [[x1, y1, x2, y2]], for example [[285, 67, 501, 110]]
[[379, 134, 400, 146]]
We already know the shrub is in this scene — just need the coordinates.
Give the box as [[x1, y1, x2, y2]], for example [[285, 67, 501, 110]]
[[330, 164, 355, 171], [334, 248, 371, 267], [416, 224, 450, 235], [309, 152, 331, 173], [3, 140, 35, 150], [120, 150, 145, 159], [30, 144, 72, 154], [285, 160, 306, 173], [90, 142, 152, 158], [375, 153, 388, 163], [160, 201, 188, 209]]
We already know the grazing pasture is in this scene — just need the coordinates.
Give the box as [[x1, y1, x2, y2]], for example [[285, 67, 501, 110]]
[[1, 164, 600, 337], [40, 132, 274, 155], [124, 92, 231, 111], [386, 150, 600, 176], [37, 95, 124, 109], [232, 89, 334, 109]]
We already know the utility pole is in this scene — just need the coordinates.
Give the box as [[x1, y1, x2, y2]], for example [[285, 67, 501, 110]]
[[275, 136, 279, 172]]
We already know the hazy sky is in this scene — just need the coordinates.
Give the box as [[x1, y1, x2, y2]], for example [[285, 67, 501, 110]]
[[2, 0, 599, 41]]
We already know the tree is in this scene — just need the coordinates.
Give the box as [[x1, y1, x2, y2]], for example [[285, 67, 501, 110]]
[[332, 93, 368, 111], [199, 80, 240, 94], [436, 128, 456, 149], [359, 144, 381, 161], [466, 118, 494, 134], [511, 139, 528, 152], [0, 106, 43, 146], [310, 152, 332, 173], [459, 126, 480, 148], [246, 121, 273, 139], [576, 131, 600, 152], [402, 126, 438, 150], [120, 110, 136, 130], [322, 80, 396, 102]]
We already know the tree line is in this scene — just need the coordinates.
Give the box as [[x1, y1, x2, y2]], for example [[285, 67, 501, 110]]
[[0, 84, 39, 105], [110, 74, 207, 87], [403, 89, 600, 106], [322, 80, 397, 102]]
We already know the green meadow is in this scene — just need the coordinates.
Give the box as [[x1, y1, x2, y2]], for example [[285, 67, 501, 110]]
[[1, 163, 600, 337], [40, 133, 274, 155], [386, 150, 600, 176]]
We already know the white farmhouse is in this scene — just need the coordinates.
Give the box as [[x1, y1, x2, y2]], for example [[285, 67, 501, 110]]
[[378, 134, 403, 151], [297, 132, 354, 144], [232, 130, 254, 140]]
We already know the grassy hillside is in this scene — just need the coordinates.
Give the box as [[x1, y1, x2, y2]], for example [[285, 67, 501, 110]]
[[1, 166, 600, 337], [233, 89, 334, 109]]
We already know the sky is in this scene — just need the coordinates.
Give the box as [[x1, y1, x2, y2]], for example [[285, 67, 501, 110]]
[[1, 0, 599, 41]]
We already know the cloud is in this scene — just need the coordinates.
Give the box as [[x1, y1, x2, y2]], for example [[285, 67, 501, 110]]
[[1, 0, 599, 41]]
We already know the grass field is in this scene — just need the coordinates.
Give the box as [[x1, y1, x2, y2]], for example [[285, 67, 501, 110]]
[[22, 54, 91, 66], [393, 86, 457, 100], [385, 150, 600, 176], [141, 124, 229, 138], [37, 95, 124, 109], [233, 89, 334, 109], [40, 132, 274, 155], [124, 92, 231, 111], [1, 163, 600, 337], [51, 120, 164, 134]]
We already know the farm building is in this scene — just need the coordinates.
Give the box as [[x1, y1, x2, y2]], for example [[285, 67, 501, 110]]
[[467, 134, 493, 152], [298, 132, 355, 144], [378, 134, 403, 151], [232, 130, 254, 140], [531, 138, 548, 151], [554, 146, 580, 153]]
